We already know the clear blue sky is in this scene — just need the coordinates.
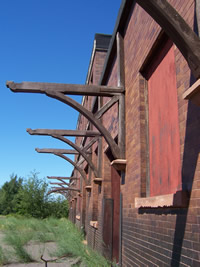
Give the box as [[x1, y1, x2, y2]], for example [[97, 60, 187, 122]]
[[0, 0, 121, 187]]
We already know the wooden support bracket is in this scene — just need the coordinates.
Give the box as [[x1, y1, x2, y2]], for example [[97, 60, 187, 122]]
[[183, 78, 200, 106]]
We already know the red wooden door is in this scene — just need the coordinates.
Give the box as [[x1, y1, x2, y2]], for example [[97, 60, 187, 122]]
[[147, 39, 181, 196]]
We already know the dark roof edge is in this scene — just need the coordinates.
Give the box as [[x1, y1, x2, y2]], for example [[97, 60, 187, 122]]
[[99, 0, 134, 85]]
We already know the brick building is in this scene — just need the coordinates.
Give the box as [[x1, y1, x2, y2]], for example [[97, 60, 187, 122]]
[[7, 0, 200, 266], [69, 1, 200, 266]]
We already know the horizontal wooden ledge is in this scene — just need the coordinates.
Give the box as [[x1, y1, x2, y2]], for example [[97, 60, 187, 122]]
[[135, 191, 189, 208], [111, 159, 127, 171], [76, 215, 81, 220], [183, 78, 200, 106], [93, 178, 103, 183], [90, 221, 98, 229], [85, 186, 92, 190]]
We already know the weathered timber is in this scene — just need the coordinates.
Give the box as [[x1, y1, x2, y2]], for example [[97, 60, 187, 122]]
[[36, 149, 87, 181], [136, 0, 200, 79], [47, 176, 79, 180], [6, 81, 124, 96], [52, 134, 98, 177], [50, 182, 69, 186], [183, 78, 200, 106], [27, 128, 100, 137], [117, 32, 126, 159], [34, 131, 98, 176], [51, 179, 70, 186], [94, 96, 119, 119], [35, 148, 79, 154], [45, 91, 121, 159], [48, 187, 81, 196], [54, 153, 87, 182], [51, 187, 80, 192], [7, 84, 121, 158], [82, 136, 99, 152]]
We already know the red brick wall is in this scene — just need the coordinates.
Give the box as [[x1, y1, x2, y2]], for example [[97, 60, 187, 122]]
[[71, 1, 200, 265], [121, 1, 200, 266]]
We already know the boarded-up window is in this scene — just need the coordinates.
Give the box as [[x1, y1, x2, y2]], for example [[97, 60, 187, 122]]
[[146, 39, 181, 197]]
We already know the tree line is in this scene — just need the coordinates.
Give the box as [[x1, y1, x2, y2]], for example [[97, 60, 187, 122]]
[[0, 172, 69, 218]]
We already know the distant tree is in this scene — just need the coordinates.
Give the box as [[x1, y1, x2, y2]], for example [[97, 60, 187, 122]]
[[15, 171, 49, 218], [15, 171, 69, 218], [46, 196, 69, 218], [0, 174, 23, 215], [0, 171, 69, 218]]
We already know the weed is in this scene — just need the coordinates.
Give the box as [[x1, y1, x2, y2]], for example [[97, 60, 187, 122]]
[[0, 216, 111, 266], [0, 246, 8, 265], [4, 231, 34, 262]]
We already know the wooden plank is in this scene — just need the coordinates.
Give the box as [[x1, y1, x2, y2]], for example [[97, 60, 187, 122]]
[[117, 32, 126, 159], [30, 129, 98, 176], [46, 91, 121, 159], [136, 0, 200, 79], [47, 176, 79, 180], [6, 81, 124, 96], [48, 187, 80, 193], [52, 135, 98, 177], [183, 78, 200, 106], [36, 148, 79, 154], [50, 182, 69, 186], [27, 128, 101, 137], [82, 136, 99, 152], [54, 153, 87, 182], [94, 96, 119, 119]]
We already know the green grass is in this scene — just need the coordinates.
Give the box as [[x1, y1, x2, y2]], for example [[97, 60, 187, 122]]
[[0, 246, 8, 266], [0, 216, 112, 266]]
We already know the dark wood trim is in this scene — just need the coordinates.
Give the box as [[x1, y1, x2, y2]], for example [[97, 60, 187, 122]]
[[27, 128, 100, 137], [94, 96, 119, 119], [48, 187, 81, 193], [52, 135, 98, 177], [117, 32, 126, 159], [6, 81, 124, 96], [54, 153, 87, 182], [47, 176, 79, 180], [36, 148, 79, 154], [50, 182, 70, 186], [45, 91, 121, 159], [82, 136, 99, 152]]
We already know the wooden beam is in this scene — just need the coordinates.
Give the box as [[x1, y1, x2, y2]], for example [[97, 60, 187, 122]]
[[32, 130, 98, 176], [82, 136, 99, 152], [27, 128, 100, 137], [50, 182, 69, 186], [53, 153, 87, 182], [52, 135, 98, 177], [48, 187, 80, 195], [136, 0, 200, 79], [117, 32, 126, 159], [36, 149, 87, 182], [47, 176, 79, 180], [8, 85, 121, 158], [94, 96, 119, 119], [50, 187, 80, 192], [45, 91, 121, 159], [6, 81, 124, 96], [36, 148, 79, 154]]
